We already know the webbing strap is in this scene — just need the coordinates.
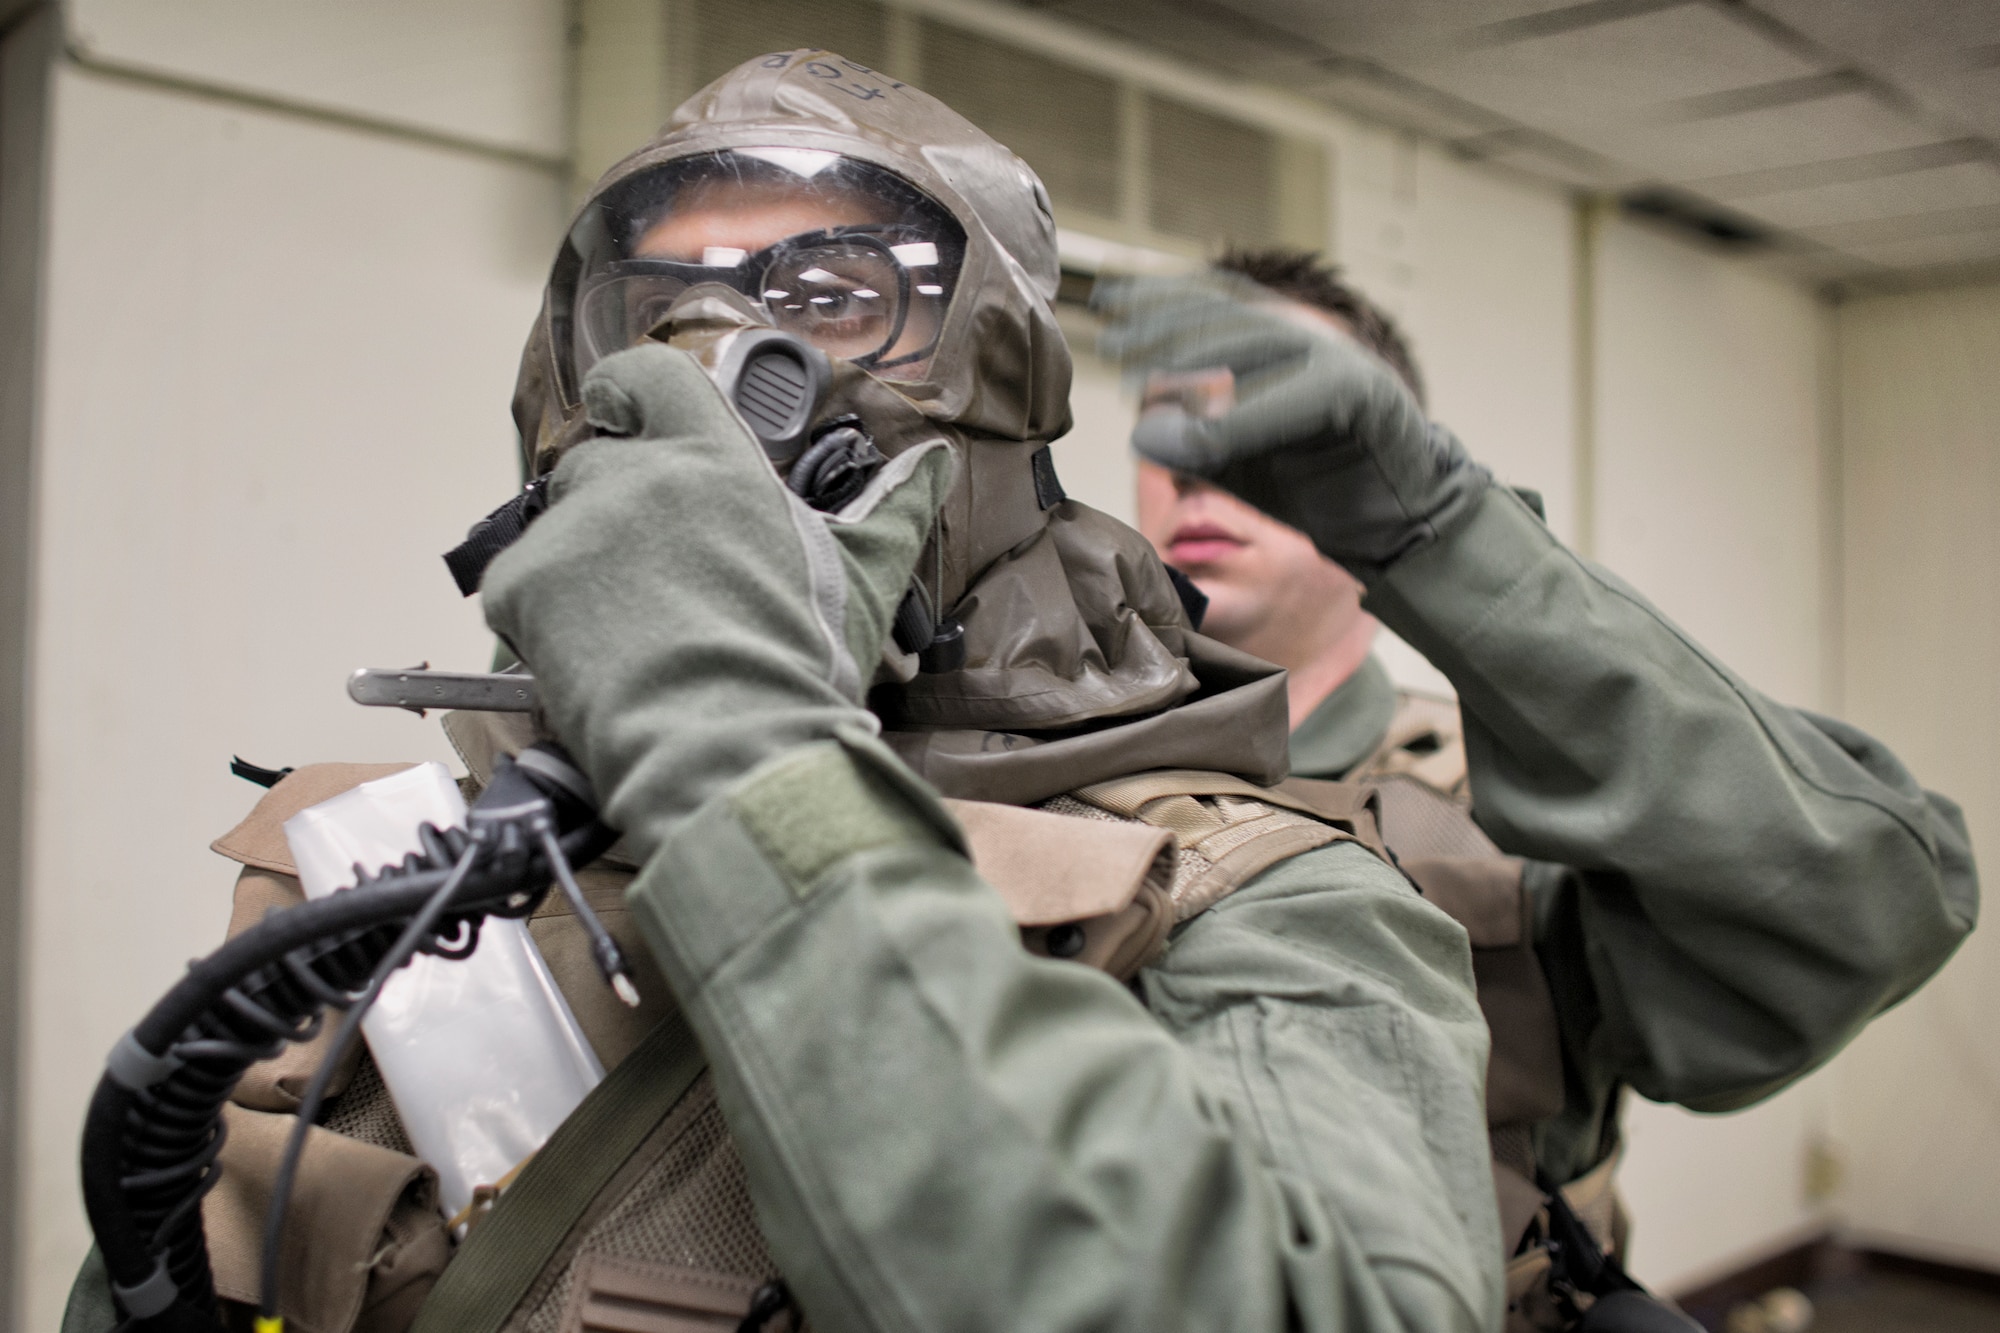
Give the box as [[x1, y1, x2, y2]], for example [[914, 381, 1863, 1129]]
[[1076, 768, 1379, 830], [1557, 1146, 1624, 1254], [1348, 692, 1469, 798], [410, 1011, 707, 1333], [1070, 771, 1364, 921], [1073, 768, 1276, 817], [1128, 793, 1218, 842], [1175, 818, 1344, 919]]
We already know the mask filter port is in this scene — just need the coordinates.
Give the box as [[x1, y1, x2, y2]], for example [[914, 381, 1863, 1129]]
[[718, 328, 829, 463]]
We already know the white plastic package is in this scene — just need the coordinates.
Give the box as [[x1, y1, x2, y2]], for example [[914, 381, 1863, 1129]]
[[284, 762, 604, 1222]]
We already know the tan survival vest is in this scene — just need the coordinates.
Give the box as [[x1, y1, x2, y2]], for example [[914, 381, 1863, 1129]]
[[196, 718, 1386, 1333], [197, 699, 1612, 1333]]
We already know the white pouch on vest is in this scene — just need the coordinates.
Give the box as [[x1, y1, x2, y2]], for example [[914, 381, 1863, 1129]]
[[284, 762, 605, 1223]]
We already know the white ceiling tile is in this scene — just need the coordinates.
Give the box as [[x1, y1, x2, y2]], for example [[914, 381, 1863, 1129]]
[[1736, 244, 1878, 285], [1753, 0, 2000, 66], [1745, 0, 2000, 141], [1835, 228, 2000, 269], [1800, 202, 2000, 250], [1920, 64, 2000, 144], [1293, 64, 1512, 139], [1052, 0, 2000, 274], [1602, 92, 1948, 181], [1400, 5, 1823, 129], [1222, 0, 1591, 61], [1045, 0, 1325, 78], [1462, 131, 1646, 188], [1310, 83, 1504, 141], [1727, 160, 2000, 229], [1691, 140, 1985, 198]]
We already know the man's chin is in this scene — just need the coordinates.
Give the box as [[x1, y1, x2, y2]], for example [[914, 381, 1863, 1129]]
[[1182, 581, 1260, 643]]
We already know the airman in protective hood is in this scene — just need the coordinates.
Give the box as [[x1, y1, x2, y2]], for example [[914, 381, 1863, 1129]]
[[513, 51, 1294, 799]]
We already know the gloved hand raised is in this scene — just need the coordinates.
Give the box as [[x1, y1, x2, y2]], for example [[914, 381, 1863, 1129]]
[[1094, 271, 1489, 581], [482, 342, 954, 858]]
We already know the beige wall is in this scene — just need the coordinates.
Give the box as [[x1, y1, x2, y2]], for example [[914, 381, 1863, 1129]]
[[16, 5, 567, 1324], [1339, 130, 1580, 547], [1830, 278, 2000, 1269], [1051, 302, 1140, 530], [1342, 128, 1579, 696], [1593, 220, 1830, 709]]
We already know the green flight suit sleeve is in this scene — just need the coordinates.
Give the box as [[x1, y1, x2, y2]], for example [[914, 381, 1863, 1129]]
[[1366, 486, 1978, 1180], [627, 733, 1502, 1333]]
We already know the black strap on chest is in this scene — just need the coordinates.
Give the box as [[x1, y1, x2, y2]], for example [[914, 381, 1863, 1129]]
[[1540, 1173, 1699, 1331], [443, 475, 553, 596], [228, 756, 294, 789]]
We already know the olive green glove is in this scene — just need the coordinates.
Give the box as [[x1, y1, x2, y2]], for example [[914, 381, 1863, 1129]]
[[1094, 271, 1489, 581], [481, 342, 955, 857]]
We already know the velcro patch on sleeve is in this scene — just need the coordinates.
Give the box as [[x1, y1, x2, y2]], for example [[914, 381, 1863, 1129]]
[[731, 741, 948, 895]]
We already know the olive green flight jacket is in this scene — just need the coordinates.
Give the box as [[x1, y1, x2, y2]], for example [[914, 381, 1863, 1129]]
[[615, 727, 1503, 1332]]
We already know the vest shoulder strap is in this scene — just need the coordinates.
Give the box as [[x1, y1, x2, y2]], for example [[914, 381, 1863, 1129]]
[[1351, 689, 1470, 799], [1064, 769, 1385, 922]]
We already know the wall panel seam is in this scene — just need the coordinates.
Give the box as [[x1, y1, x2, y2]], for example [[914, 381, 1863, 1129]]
[[1571, 193, 1601, 560], [0, 9, 56, 1324]]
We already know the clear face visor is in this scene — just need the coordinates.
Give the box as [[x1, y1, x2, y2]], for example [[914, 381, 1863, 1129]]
[[562, 148, 967, 394]]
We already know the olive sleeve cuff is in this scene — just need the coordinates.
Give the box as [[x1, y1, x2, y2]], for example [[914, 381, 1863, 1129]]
[[1361, 483, 1558, 664]]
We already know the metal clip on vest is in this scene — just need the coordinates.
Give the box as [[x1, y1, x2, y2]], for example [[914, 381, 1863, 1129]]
[[79, 743, 624, 1333]]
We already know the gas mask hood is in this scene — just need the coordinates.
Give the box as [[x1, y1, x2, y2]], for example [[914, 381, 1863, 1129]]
[[510, 51, 1288, 802]]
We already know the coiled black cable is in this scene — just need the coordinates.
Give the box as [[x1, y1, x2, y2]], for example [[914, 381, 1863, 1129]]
[[80, 744, 620, 1332]]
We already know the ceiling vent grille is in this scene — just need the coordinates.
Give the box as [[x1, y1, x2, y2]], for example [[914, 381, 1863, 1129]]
[[686, 0, 890, 90], [1147, 95, 1279, 248], [920, 20, 1123, 221]]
